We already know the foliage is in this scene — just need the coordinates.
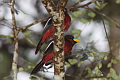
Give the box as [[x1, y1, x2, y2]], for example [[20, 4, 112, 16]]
[[72, 29, 81, 38], [95, 2, 108, 10], [22, 29, 36, 46], [116, 0, 120, 4]]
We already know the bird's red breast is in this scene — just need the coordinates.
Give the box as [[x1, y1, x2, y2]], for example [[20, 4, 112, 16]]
[[31, 35, 80, 75], [41, 12, 71, 43], [42, 43, 73, 63], [35, 11, 71, 55]]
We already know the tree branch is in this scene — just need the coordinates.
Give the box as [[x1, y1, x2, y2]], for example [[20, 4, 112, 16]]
[[65, 74, 105, 80], [17, 0, 98, 32], [68, 0, 98, 11], [41, 0, 56, 17], [18, 17, 49, 32], [41, 0, 68, 80], [10, 0, 18, 80], [58, 0, 68, 10]]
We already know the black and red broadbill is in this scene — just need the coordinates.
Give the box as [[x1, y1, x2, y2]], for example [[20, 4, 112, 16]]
[[31, 35, 80, 75], [35, 10, 71, 55]]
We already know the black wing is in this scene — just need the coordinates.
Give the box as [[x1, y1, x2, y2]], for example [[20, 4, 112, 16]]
[[31, 61, 44, 75], [35, 18, 53, 54], [43, 41, 54, 57], [43, 18, 53, 34]]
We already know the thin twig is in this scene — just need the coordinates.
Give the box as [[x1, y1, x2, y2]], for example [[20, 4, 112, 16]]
[[65, 74, 105, 80], [101, 17, 110, 45], [10, 0, 19, 80], [72, 1, 82, 7], [86, 7, 112, 51], [19, 57, 33, 65], [3, 75, 11, 80], [18, 17, 49, 32], [68, 0, 99, 11], [17, 0, 99, 32], [86, 7, 106, 18]]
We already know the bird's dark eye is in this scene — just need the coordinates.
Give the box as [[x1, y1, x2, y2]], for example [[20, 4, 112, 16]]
[[64, 8, 67, 12]]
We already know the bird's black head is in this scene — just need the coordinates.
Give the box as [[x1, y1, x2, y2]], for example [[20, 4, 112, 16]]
[[65, 35, 80, 44]]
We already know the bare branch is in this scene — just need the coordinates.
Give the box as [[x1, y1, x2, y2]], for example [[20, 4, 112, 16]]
[[68, 0, 98, 11], [15, 0, 100, 33], [65, 74, 105, 79], [18, 17, 49, 32], [10, 0, 19, 80]]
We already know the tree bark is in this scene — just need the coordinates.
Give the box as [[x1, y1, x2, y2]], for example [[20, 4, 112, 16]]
[[100, 0, 120, 75], [41, 0, 68, 80], [108, 0, 120, 74]]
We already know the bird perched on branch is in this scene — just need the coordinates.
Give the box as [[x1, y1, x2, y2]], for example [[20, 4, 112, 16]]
[[31, 35, 80, 75], [35, 10, 71, 55]]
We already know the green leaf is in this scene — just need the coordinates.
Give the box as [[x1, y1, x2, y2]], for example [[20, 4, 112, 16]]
[[0, 34, 13, 43], [72, 10, 83, 18], [94, 66, 99, 71], [65, 62, 71, 67], [73, 34, 80, 39], [107, 73, 111, 78], [88, 12, 96, 18], [110, 68, 118, 79], [72, 29, 81, 34], [23, 29, 32, 36], [72, 29, 81, 38], [25, 36, 36, 46], [101, 52, 108, 55], [19, 67, 24, 71], [7, 37, 12, 43], [117, 74, 120, 80], [76, 53, 80, 58], [98, 62, 102, 69], [22, 30, 36, 46], [95, 5, 100, 10], [104, 56, 107, 60], [68, 59, 78, 65], [30, 76, 39, 80], [78, 61, 83, 67], [99, 3, 108, 9], [80, 18, 88, 24], [116, 0, 120, 4], [0, 35, 8, 38], [111, 59, 117, 64], [28, 65, 32, 69], [107, 63, 112, 68], [95, 3, 108, 10]]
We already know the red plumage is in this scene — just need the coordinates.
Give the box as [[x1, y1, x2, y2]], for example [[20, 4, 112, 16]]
[[31, 35, 80, 75], [35, 11, 71, 55]]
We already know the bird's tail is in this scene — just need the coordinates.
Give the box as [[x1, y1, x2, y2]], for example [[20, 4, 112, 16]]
[[31, 61, 44, 75], [35, 37, 43, 55]]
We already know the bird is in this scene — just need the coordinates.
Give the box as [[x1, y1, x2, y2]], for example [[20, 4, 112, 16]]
[[35, 10, 71, 55], [31, 35, 80, 75]]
